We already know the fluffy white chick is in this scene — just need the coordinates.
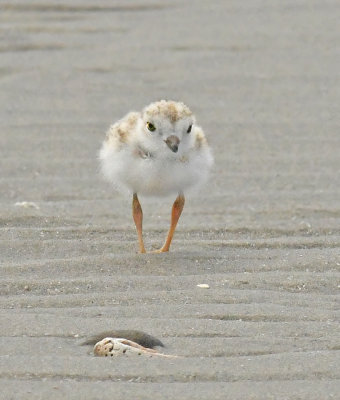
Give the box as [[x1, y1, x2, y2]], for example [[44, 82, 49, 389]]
[[100, 100, 213, 253]]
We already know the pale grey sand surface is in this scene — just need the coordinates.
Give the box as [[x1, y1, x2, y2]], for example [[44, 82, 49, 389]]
[[0, 1, 339, 399]]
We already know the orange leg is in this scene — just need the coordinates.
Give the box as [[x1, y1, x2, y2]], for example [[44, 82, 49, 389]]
[[155, 193, 185, 253], [132, 193, 146, 253]]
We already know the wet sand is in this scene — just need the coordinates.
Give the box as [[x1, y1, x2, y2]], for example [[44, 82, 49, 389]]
[[0, 1, 339, 399]]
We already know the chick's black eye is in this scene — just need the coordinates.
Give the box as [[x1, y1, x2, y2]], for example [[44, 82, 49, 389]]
[[146, 122, 156, 132], [187, 124, 192, 133]]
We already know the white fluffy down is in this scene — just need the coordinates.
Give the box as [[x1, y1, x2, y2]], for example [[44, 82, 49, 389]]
[[99, 137, 213, 197]]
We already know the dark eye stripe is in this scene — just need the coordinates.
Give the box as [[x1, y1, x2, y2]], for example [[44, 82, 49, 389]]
[[187, 124, 192, 133]]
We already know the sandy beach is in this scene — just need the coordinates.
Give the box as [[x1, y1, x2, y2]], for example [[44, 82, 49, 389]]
[[1, 1, 339, 399]]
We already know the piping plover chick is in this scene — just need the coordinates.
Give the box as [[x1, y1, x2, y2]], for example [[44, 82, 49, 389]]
[[99, 100, 213, 253]]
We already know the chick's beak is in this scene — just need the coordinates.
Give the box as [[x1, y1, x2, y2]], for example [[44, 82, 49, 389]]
[[165, 135, 180, 153]]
